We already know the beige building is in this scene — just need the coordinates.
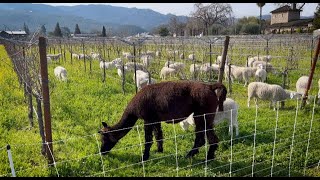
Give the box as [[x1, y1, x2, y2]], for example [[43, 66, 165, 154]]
[[266, 5, 314, 34]]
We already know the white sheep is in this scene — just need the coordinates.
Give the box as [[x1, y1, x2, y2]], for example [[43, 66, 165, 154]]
[[189, 64, 201, 79], [125, 62, 146, 71], [188, 54, 195, 61], [90, 52, 101, 60], [248, 55, 272, 67], [141, 55, 153, 67], [164, 60, 174, 67], [47, 53, 61, 62], [54, 66, 67, 81], [179, 98, 239, 137], [295, 76, 312, 94], [169, 62, 186, 79], [227, 65, 257, 86], [72, 53, 80, 59], [179, 53, 184, 59], [252, 61, 276, 73], [78, 54, 91, 60], [247, 82, 302, 110], [133, 70, 156, 90], [255, 64, 267, 82], [216, 55, 230, 65], [160, 67, 177, 80]]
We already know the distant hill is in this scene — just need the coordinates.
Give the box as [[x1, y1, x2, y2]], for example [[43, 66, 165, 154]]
[[0, 3, 188, 36]]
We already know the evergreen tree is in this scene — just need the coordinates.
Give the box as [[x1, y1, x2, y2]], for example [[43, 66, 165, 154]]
[[159, 27, 169, 36], [53, 22, 63, 37], [40, 25, 46, 36], [313, 4, 320, 29], [101, 26, 106, 37], [23, 22, 30, 35], [74, 24, 81, 34]]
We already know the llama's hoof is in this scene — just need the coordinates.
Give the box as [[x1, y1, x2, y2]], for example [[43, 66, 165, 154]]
[[142, 153, 149, 161], [206, 154, 215, 161], [185, 149, 199, 159], [157, 148, 163, 153]]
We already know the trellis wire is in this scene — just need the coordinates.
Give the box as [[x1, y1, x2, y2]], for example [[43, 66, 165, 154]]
[[288, 98, 299, 176], [94, 134, 106, 177], [45, 142, 59, 177], [135, 125, 146, 177], [251, 103, 258, 177], [303, 96, 317, 176], [270, 101, 280, 177], [171, 119, 180, 177]]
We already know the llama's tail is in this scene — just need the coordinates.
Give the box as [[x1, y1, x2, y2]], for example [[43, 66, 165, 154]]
[[211, 82, 227, 112]]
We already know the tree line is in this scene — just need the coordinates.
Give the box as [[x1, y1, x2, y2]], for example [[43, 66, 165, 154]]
[[20, 3, 320, 38]]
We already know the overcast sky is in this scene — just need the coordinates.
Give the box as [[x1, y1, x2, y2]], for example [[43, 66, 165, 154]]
[[39, 3, 318, 18]]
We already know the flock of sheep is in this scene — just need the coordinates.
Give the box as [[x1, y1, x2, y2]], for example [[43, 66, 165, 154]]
[[49, 48, 320, 137]]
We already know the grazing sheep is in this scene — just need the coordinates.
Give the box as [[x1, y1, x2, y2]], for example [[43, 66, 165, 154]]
[[247, 82, 302, 110], [200, 63, 220, 78], [90, 52, 101, 60], [227, 65, 257, 86], [98, 81, 227, 161], [115, 64, 124, 78], [160, 67, 177, 80], [255, 64, 267, 82], [125, 62, 146, 71], [216, 55, 230, 65], [133, 70, 156, 90], [189, 63, 201, 79], [252, 61, 276, 73], [179, 98, 239, 137], [295, 76, 312, 94], [188, 54, 196, 61], [295, 75, 317, 104], [164, 60, 174, 67], [169, 62, 186, 79], [141, 55, 153, 67], [155, 50, 161, 57], [72, 53, 80, 59], [78, 54, 91, 60], [54, 66, 67, 81], [247, 55, 272, 67], [47, 53, 61, 62], [179, 53, 184, 59]]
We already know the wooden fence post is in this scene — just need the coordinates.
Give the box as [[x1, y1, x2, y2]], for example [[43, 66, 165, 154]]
[[218, 36, 230, 83], [38, 36, 54, 165], [301, 37, 320, 108]]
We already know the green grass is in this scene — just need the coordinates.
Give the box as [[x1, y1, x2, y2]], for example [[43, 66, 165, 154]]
[[0, 37, 320, 177]]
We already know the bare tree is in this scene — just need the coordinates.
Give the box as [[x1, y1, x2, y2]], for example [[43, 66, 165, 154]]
[[257, 3, 266, 34], [191, 3, 233, 36], [168, 16, 187, 36]]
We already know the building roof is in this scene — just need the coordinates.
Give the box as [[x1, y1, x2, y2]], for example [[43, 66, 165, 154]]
[[270, 5, 302, 13], [1, 30, 27, 35], [267, 18, 313, 28]]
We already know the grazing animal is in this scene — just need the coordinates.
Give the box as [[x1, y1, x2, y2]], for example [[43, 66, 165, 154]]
[[98, 81, 227, 161], [179, 98, 239, 137], [160, 67, 177, 80], [247, 82, 302, 110], [54, 66, 67, 81]]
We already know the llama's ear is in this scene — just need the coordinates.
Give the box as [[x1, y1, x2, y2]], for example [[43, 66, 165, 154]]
[[102, 122, 108, 127]]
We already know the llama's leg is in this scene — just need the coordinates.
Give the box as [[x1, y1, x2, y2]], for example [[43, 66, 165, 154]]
[[186, 124, 205, 158], [143, 124, 154, 161], [206, 125, 219, 160], [153, 122, 163, 153]]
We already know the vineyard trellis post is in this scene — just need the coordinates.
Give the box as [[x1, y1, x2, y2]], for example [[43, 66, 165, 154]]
[[281, 68, 288, 108], [39, 36, 54, 165], [82, 39, 86, 72], [301, 37, 320, 108], [218, 36, 230, 83]]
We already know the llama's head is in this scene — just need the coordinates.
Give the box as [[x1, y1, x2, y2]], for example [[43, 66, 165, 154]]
[[212, 83, 227, 112], [98, 122, 118, 155]]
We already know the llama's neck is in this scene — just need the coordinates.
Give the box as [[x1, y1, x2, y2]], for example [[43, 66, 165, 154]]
[[110, 112, 138, 141]]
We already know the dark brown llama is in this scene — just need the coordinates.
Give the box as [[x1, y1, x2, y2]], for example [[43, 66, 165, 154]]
[[98, 81, 227, 161]]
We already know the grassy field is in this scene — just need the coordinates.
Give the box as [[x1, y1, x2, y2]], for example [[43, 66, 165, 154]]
[[0, 36, 320, 177]]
